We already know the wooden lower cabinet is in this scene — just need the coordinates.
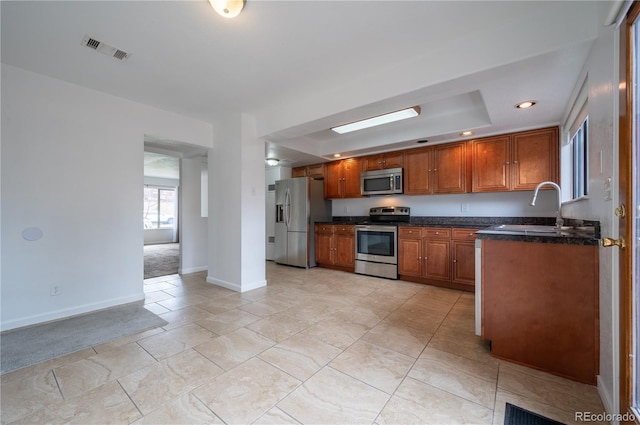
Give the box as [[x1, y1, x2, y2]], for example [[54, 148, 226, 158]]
[[315, 224, 355, 272], [451, 228, 479, 286], [481, 239, 598, 384], [398, 226, 478, 291]]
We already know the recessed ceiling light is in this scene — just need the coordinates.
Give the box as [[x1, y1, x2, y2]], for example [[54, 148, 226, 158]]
[[331, 106, 421, 134], [333, 153, 341, 158], [515, 100, 537, 109], [460, 131, 474, 136]]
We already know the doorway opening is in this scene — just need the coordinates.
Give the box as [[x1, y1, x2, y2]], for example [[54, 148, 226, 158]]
[[144, 151, 180, 279]]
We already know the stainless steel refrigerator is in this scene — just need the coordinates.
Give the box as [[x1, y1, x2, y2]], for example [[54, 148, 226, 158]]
[[275, 177, 331, 268]]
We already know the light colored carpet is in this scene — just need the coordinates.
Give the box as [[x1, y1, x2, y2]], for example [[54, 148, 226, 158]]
[[0, 302, 167, 374], [144, 242, 179, 279]]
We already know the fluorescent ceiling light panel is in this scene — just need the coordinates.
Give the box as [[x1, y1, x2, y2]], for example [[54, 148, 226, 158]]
[[331, 106, 420, 134]]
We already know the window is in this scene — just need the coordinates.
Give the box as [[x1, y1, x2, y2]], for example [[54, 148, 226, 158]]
[[143, 186, 176, 229], [571, 117, 588, 199]]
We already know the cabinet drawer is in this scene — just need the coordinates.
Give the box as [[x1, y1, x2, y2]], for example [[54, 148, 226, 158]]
[[316, 224, 334, 234], [452, 228, 480, 241], [334, 225, 354, 235], [399, 227, 423, 238], [423, 228, 451, 239]]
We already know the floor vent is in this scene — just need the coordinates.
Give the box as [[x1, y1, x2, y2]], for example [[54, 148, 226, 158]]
[[81, 35, 131, 61]]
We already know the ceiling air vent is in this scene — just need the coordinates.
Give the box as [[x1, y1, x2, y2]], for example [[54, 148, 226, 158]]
[[81, 35, 131, 61]]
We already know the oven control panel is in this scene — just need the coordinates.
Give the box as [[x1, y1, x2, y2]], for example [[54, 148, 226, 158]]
[[369, 206, 410, 216]]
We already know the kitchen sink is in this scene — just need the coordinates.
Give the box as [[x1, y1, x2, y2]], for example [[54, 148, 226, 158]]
[[493, 224, 571, 233]]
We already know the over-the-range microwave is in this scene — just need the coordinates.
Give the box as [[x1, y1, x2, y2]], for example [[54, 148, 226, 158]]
[[361, 167, 403, 196]]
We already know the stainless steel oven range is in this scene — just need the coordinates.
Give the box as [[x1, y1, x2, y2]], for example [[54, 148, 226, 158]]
[[355, 207, 410, 279]]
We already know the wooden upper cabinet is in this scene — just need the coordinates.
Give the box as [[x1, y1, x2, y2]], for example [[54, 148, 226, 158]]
[[306, 163, 325, 178], [511, 127, 559, 191], [292, 166, 306, 178], [472, 127, 559, 192], [292, 164, 325, 179], [324, 158, 362, 199], [404, 147, 432, 195], [432, 142, 469, 194], [324, 161, 343, 199], [405, 142, 468, 195], [362, 151, 405, 171], [471, 135, 510, 192]]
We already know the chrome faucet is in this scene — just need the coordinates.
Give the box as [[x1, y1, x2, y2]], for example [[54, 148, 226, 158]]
[[530, 181, 564, 228]]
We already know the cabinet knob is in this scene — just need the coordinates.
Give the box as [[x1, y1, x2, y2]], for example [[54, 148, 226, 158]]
[[453, 259, 457, 263], [433, 169, 438, 172], [505, 161, 510, 165], [435, 232, 439, 235], [513, 160, 519, 164], [468, 233, 473, 236]]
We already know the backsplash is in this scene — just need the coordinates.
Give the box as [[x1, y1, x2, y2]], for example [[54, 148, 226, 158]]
[[331, 190, 559, 218]]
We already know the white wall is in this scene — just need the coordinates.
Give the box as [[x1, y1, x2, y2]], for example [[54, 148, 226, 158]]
[[180, 157, 208, 274], [332, 190, 558, 218], [0, 64, 213, 331], [560, 11, 620, 415], [208, 113, 266, 292]]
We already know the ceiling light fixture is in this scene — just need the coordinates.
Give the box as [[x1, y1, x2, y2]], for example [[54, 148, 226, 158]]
[[208, 0, 246, 18], [265, 158, 279, 166], [331, 106, 421, 134], [460, 131, 474, 136], [515, 100, 537, 109]]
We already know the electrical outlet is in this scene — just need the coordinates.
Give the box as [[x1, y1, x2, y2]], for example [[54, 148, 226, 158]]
[[50, 283, 61, 296], [461, 203, 469, 213]]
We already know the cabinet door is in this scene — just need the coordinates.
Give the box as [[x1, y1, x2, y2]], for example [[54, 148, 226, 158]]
[[324, 162, 343, 199], [315, 231, 333, 265], [451, 240, 476, 285], [404, 147, 432, 195], [362, 152, 404, 171], [433, 142, 467, 194], [307, 163, 325, 178], [472, 135, 510, 192], [334, 233, 355, 267], [511, 127, 559, 191], [398, 238, 422, 276], [292, 167, 306, 178], [382, 151, 404, 169], [423, 239, 451, 281], [342, 158, 363, 198], [362, 154, 385, 171]]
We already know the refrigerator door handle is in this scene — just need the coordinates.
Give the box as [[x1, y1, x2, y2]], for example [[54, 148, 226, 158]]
[[285, 188, 291, 228]]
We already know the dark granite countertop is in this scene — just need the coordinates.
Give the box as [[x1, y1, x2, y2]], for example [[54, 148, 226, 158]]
[[322, 216, 600, 245]]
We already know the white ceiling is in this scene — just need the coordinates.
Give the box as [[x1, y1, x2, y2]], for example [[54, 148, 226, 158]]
[[1, 1, 604, 167]]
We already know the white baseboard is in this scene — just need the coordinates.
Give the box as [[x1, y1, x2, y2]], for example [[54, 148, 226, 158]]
[[206, 276, 267, 293], [179, 265, 207, 275], [0, 293, 145, 332], [597, 375, 617, 421]]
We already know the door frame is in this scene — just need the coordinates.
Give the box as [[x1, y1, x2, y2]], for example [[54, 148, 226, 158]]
[[620, 2, 639, 422]]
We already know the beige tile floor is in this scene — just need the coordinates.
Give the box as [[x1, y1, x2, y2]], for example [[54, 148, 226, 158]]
[[1, 262, 606, 425]]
